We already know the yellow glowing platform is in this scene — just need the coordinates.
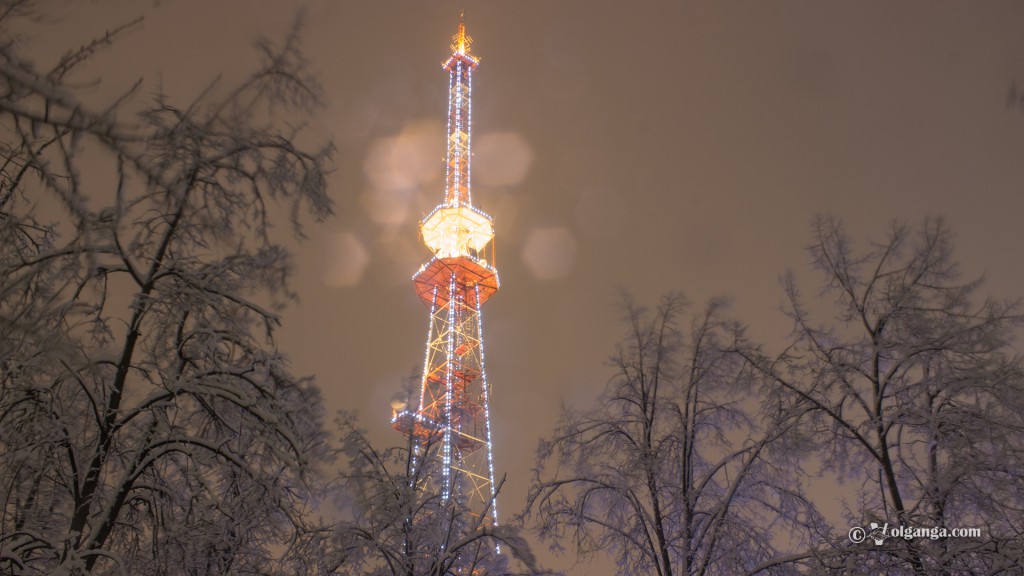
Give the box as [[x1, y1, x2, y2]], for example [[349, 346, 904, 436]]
[[420, 205, 494, 259]]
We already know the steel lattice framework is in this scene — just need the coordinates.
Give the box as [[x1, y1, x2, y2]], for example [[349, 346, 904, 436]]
[[392, 14, 500, 531]]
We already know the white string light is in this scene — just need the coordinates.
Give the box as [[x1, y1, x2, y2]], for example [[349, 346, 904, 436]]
[[467, 68, 473, 206], [445, 64, 453, 206], [476, 284, 501, 553], [442, 273, 458, 501]]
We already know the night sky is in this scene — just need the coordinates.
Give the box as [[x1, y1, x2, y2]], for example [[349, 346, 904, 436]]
[[27, 2, 1024, 573]]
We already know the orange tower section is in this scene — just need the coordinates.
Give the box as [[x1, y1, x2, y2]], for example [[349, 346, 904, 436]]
[[392, 13, 500, 531]]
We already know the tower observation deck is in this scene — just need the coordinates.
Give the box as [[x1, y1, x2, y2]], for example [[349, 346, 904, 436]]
[[391, 14, 500, 533]]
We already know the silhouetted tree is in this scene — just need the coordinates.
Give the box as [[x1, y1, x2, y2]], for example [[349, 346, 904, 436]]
[[753, 217, 1024, 574], [0, 3, 331, 574], [329, 412, 542, 576], [526, 294, 825, 576]]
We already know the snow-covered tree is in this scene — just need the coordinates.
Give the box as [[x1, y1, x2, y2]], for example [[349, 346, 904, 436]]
[[757, 217, 1024, 574], [525, 294, 825, 576], [330, 412, 542, 576], [0, 4, 331, 574]]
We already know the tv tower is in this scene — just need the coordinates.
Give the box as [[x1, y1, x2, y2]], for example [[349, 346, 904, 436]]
[[392, 13, 500, 530]]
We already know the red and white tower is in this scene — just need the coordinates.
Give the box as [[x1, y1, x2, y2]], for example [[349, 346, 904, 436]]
[[392, 14, 500, 530]]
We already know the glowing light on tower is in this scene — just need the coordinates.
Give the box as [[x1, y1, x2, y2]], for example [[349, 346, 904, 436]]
[[392, 12, 500, 531]]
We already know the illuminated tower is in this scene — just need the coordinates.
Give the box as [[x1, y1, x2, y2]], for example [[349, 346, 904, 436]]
[[392, 14, 500, 530]]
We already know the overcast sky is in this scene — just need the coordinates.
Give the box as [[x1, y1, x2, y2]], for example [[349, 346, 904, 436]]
[[27, 1, 1024, 572]]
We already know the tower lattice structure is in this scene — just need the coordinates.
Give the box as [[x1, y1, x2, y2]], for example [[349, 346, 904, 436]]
[[392, 15, 500, 530]]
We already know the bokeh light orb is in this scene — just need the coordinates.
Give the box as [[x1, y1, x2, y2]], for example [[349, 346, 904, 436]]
[[323, 232, 370, 288], [521, 227, 577, 280], [474, 132, 533, 188]]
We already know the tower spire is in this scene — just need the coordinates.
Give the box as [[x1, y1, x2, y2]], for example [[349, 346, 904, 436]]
[[453, 10, 471, 56], [442, 10, 478, 208]]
